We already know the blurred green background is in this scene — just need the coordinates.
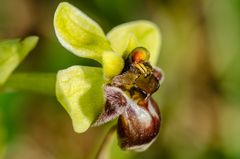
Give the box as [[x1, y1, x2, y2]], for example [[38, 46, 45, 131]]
[[1, 0, 240, 159]]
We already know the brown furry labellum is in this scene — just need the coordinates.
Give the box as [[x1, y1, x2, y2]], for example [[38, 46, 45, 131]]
[[92, 47, 163, 151]]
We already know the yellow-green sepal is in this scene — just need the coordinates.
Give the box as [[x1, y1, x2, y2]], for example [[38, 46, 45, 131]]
[[107, 20, 161, 65], [56, 66, 105, 133], [54, 2, 112, 63]]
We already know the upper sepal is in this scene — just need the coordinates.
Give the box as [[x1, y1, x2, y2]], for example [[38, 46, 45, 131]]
[[54, 2, 112, 63]]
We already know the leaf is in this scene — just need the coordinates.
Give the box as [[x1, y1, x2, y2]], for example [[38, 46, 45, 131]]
[[107, 20, 161, 65], [0, 36, 39, 86], [56, 66, 104, 133], [54, 2, 112, 63]]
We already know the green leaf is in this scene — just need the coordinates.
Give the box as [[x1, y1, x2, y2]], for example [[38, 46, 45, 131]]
[[0, 36, 39, 86], [107, 20, 161, 65], [102, 51, 124, 78], [56, 66, 104, 133], [54, 2, 112, 63]]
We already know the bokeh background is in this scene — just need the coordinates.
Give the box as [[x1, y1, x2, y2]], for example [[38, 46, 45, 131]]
[[1, 0, 240, 159]]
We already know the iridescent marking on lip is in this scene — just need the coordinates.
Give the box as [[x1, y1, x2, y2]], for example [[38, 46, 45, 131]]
[[127, 99, 152, 127], [117, 99, 161, 151]]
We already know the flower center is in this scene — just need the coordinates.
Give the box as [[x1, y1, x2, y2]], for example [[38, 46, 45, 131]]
[[111, 47, 161, 107]]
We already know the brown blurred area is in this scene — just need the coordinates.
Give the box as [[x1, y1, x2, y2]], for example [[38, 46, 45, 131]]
[[1, 0, 240, 159]]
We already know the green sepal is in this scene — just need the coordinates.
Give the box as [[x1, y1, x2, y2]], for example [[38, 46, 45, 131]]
[[54, 2, 112, 63], [56, 66, 105, 133], [107, 20, 161, 65]]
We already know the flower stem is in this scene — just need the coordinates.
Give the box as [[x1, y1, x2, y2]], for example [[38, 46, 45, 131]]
[[96, 126, 116, 159], [0, 72, 56, 95]]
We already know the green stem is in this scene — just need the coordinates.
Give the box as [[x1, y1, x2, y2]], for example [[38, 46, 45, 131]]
[[0, 72, 56, 95], [96, 126, 116, 159]]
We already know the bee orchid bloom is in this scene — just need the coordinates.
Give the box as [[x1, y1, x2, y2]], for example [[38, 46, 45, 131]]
[[54, 2, 163, 151]]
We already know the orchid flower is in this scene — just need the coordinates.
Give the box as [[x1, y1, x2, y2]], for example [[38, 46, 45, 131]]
[[54, 2, 163, 151]]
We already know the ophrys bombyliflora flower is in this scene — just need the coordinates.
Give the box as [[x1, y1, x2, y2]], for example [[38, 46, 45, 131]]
[[54, 2, 163, 151]]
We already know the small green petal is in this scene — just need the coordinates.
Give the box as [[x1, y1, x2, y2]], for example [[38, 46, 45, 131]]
[[107, 20, 161, 65], [0, 36, 39, 86], [56, 66, 104, 133], [103, 51, 124, 79], [54, 2, 112, 63]]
